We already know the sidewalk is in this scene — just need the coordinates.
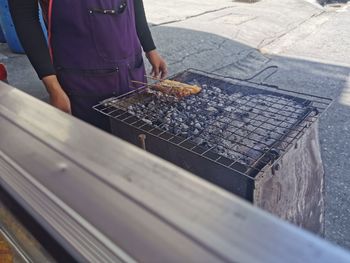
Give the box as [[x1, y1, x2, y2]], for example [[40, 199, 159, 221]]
[[1, 0, 349, 250]]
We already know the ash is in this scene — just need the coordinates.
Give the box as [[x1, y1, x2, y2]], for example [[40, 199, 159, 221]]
[[118, 83, 308, 166]]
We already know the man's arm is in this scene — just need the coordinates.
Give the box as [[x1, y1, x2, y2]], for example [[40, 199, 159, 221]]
[[134, 0, 167, 78], [134, 0, 156, 53], [9, 0, 71, 113], [9, 0, 55, 79]]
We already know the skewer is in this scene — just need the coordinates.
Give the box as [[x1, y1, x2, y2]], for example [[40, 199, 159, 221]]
[[144, 75, 161, 81], [130, 80, 149, 86], [129, 85, 140, 90]]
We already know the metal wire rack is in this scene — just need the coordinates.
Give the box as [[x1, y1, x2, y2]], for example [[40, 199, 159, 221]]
[[94, 69, 332, 178]]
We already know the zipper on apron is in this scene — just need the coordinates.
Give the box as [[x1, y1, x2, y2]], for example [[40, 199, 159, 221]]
[[56, 66, 120, 76], [88, 1, 128, 15], [89, 9, 117, 15]]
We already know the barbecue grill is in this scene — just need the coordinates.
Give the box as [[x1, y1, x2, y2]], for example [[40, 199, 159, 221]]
[[94, 69, 331, 233]]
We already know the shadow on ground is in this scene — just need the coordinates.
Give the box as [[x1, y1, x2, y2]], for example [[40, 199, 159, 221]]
[[318, 0, 349, 5]]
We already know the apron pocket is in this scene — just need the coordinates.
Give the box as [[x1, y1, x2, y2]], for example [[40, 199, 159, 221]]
[[128, 54, 146, 90], [88, 1, 131, 63], [57, 68, 121, 97]]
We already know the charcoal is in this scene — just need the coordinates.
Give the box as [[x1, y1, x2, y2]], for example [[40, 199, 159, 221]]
[[195, 123, 202, 129], [181, 124, 189, 130], [142, 118, 152, 125], [109, 80, 309, 166], [207, 107, 218, 113]]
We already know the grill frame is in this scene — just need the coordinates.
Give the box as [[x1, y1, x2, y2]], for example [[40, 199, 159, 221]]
[[94, 69, 331, 198]]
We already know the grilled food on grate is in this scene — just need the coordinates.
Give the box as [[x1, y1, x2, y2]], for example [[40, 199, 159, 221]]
[[152, 79, 202, 98]]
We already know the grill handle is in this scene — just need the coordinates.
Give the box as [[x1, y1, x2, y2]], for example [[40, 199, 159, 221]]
[[180, 68, 332, 104], [241, 65, 279, 83], [186, 67, 280, 89]]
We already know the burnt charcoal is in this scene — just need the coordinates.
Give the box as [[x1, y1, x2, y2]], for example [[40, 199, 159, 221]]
[[193, 137, 204, 145], [195, 123, 202, 129], [154, 119, 163, 126], [109, 80, 310, 166], [207, 107, 218, 113], [141, 118, 152, 125], [180, 124, 189, 131], [234, 111, 249, 121]]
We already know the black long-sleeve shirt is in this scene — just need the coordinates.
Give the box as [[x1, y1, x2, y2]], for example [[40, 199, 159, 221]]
[[9, 0, 156, 79]]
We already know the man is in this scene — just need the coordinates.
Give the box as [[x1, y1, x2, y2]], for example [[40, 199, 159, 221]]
[[10, 0, 167, 131]]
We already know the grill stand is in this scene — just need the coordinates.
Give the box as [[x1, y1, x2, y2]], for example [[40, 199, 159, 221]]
[[254, 121, 324, 235]]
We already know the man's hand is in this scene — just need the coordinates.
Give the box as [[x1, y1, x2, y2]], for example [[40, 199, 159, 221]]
[[49, 88, 71, 114], [42, 75, 71, 114], [146, 50, 168, 79]]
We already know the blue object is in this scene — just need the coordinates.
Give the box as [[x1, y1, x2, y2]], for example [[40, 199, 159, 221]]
[[0, 0, 47, 53], [38, 5, 48, 40], [0, 24, 6, 43], [0, 0, 24, 53]]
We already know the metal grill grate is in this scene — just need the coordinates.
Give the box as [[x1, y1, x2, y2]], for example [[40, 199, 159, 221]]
[[94, 69, 331, 177]]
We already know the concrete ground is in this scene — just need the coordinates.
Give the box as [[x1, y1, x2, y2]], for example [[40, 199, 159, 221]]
[[0, 0, 349, 250]]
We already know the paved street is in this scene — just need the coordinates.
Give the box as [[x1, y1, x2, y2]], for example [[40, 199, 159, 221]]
[[1, 0, 349, 250]]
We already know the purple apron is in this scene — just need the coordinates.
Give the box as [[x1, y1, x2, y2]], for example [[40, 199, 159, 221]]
[[48, 0, 146, 131]]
